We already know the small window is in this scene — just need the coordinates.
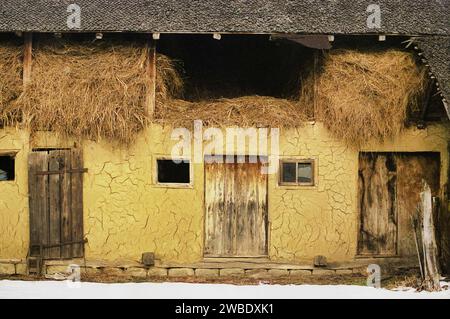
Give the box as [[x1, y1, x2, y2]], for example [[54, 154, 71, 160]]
[[0, 154, 15, 181], [156, 159, 190, 184], [279, 160, 314, 186]]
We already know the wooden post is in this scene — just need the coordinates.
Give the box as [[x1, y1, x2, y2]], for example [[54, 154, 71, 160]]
[[23, 33, 33, 86], [420, 180, 441, 291], [145, 37, 156, 118]]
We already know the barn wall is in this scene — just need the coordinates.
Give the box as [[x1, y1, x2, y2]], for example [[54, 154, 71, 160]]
[[0, 128, 30, 259], [0, 122, 448, 266]]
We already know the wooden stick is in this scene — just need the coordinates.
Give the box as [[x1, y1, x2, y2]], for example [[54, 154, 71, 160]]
[[411, 209, 424, 280], [420, 181, 441, 291], [23, 33, 33, 86], [145, 37, 156, 118]]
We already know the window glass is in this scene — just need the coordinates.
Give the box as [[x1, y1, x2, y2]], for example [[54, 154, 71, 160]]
[[157, 159, 190, 184], [281, 162, 296, 183], [0, 155, 15, 181], [298, 162, 313, 184]]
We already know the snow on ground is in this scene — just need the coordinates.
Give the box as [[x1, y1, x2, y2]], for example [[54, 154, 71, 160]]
[[0, 280, 449, 299]]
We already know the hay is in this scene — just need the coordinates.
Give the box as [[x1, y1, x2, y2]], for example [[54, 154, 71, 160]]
[[156, 54, 184, 102], [14, 40, 153, 143], [314, 49, 426, 145], [0, 42, 23, 125], [0, 39, 427, 146], [154, 52, 307, 128], [22, 40, 149, 143], [155, 96, 307, 128]]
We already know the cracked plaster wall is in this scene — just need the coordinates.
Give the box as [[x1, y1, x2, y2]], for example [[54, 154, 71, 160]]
[[0, 128, 30, 259], [0, 122, 448, 265]]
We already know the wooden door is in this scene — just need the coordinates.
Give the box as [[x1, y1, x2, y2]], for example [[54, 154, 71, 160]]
[[28, 149, 85, 259], [358, 152, 440, 256], [204, 156, 268, 257]]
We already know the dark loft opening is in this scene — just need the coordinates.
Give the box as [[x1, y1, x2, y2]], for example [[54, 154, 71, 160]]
[[157, 159, 190, 184], [157, 34, 315, 101], [0, 155, 15, 181]]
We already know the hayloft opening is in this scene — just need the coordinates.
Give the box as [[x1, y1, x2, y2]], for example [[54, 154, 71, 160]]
[[158, 34, 314, 100], [157, 159, 190, 184], [0, 154, 15, 181]]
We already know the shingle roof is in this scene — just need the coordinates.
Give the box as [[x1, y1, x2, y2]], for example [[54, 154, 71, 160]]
[[413, 37, 450, 115], [0, 0, 448, 34]]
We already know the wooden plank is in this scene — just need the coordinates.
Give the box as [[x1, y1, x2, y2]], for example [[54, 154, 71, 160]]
[[357, 153, 397, 256], [421, 182, 441, 290], [223, 160, 235, 256], [145, 38, 156, 118], [23, 33, 32, 86], [60, 150, 72, 258], [257, 159, 268, 255], [28, 152, 48, 253], [204, 160, 220, 255], [235, 160, 250, 255], [204, 163, 217, 256], [378, 154, 397, 255], [28, 153, 39, 250], [34, 168, 87, 175], [396, 153, 440, 256], [29, 152, 49, 257], [71, 149, 84, 257], [47, 151, 61, 258]]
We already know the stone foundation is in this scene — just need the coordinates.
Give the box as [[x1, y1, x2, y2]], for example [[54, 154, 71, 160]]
[[0, 257, 418, 279]]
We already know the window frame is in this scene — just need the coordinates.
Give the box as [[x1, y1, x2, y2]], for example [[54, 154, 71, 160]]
[[153, 156, 193, 188], [278, 158, 315, 187], [0, 151, 18, 182]]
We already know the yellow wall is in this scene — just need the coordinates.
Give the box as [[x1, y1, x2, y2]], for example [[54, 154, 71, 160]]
[[0, 122, 448, 265], [0, 128, 30, 259]]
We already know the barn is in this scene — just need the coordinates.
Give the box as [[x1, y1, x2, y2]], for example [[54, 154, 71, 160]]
[[0, 0, 449, 280]]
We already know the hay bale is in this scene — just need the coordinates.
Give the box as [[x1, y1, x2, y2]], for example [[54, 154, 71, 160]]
[[1, 38, 427, 147], [314, 50, 426, 145], [154, 55, 307, 128], [19, 40, 151, 143], [0, 41, 23, 126], [15, 39, 155, 143], [0, 37, 184, 142], [155, 96, 307, 128]]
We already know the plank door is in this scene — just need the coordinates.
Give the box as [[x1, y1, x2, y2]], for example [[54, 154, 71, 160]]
[[204, 156, 268, 257], [358, 153, 398, 256], [28, 149, 85, 259], [358, 152, 441, 256]]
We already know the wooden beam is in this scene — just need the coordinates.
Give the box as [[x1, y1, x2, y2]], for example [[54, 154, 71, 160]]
[[418, 78, 434, 125], [145, 38, 157, 118], [421, 181, 441, 291], [23, 33, 33, 87]]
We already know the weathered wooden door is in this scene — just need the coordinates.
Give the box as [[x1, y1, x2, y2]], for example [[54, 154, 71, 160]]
[[204, 156, 268, 257], [358, 152, 440, 256], [28, 149, 85, 259]]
